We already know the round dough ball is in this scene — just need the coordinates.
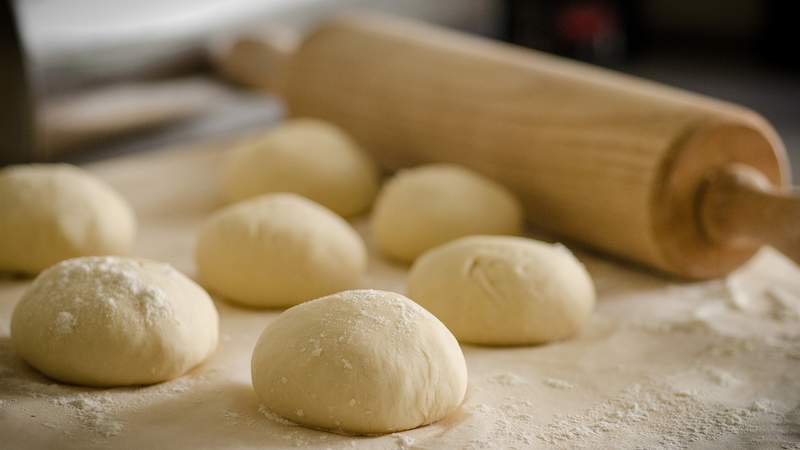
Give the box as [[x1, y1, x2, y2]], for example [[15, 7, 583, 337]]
[[408, 236, 595, 345], [223, 119, 379, 217], [251, 289, 467, 435], [371, 164, 523, 263], [0, 164, 136, 275], [11, 256, 219, 387], [195, 193, 367, 308]]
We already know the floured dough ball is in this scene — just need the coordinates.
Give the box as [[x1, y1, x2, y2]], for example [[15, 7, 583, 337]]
[[10, 256, 219, 387], [195, 193, 366, 308], [371, 164, 523, 263], [0, 164, 136, 275], [251, 289, 467, 435], [223, 119, 379, 217], [408, 236, 595, 345]]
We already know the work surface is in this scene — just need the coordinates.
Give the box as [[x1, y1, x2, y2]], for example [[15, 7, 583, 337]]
[[1, 141, 799, 449]]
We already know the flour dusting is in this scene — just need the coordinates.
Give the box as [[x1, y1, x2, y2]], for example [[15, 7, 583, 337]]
[[766, 287, 800, 322], [258, 404, 296, 426], [700, 366, 740, 387], [543, 378, 575, 390], [392, 432, 415, 449], [30, 257, 175, 328], [488, 373, 527, 386], [53, 311, 76, 335], [463, 401, 537, 449], [535, 382, 776, 447], [3, 215, 800, 449], [51, 394, 125, 437]]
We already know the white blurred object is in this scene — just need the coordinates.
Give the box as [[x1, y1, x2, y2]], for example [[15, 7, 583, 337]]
[[15, 0, 503, 91]]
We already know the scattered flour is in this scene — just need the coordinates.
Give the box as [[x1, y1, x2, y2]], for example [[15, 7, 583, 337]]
[[51, 394, 125, 437], [223, 408, 256, 426], [0, 333, 204, 440], [543, 378, 575, 390], [52, 311, 76, 335], [700, 366, 740, 387], [633, 307, 716, 334], [464, 400, 537, 449], [258, 404, 296, 426], [488, 373, 527, 386], [391, 432, 415, 449], [138, 286, 171, 326], [535, 382, 777, 448], [299, 290, 427, 360], [766, 287, 800, 322], [3, 251, 800, 448], [30, 257, 174, 332], [156, 377, 193, 395], [228, 404, 341, 447]]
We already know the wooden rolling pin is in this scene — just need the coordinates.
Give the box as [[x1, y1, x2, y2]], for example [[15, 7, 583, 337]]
[[214, 14, 798, 279]]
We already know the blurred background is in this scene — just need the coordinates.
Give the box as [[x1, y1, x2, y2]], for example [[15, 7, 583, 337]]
[[2, 0, 798, 176]]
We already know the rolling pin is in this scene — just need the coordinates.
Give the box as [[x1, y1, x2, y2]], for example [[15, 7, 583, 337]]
[[213, 14, 798, 279]]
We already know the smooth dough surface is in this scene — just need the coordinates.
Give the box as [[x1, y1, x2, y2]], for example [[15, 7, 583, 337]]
[[371, 164, 523, 263], [251, 289, 467, 435], [408, 236, 595, 345], [223, 119, 379, 217], [10, 256, 219, 387], [0, 164, 136, 275], [195, 193, 367, 308]]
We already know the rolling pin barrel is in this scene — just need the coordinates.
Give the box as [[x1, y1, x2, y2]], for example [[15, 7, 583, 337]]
[[218, 14, 792, 279]]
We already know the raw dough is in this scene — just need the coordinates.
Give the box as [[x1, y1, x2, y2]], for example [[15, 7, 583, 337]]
[[407, 236, 595, 345], [251, 289, 467, 435], [195, 193, 367, 308], [10, 256, 218, 387], [371, 164, 523, 263], [0, 164, 136, 275], [223, 119, 379, 217]]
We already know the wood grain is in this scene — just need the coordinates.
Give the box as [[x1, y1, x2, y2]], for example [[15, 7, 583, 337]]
[[222, 13, 790, 278]]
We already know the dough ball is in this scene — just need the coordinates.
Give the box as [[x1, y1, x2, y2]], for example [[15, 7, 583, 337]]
[[251, 289, 467, 435], [371, 164, 523, 263], [407, 236, 595, 345], [10, 256, 219, 387], [195, 193, 367, 308], [223, 119, 379, 217], [0, 164, 136, 275]]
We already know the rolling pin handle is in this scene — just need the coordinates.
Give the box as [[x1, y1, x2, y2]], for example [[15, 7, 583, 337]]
[[700, 163, 800, 264], [209, 28, 299, 94]]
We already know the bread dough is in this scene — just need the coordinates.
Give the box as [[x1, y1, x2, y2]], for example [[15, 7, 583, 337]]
[[371, 164, 523, 263], [195, 193, 366, 308], [0, 164, 136, 275], [407, 236, 595, 345], [251, 289, 467, 435], [223, 119, 379, 217], [10, 256, 219, 387]]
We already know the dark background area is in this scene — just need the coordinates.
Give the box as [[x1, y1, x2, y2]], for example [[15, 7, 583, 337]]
[[2, 0, 798, 177], [504, 0, 800, 179]]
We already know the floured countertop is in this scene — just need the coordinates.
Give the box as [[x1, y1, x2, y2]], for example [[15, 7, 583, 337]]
[[1, 140, 799, 450]]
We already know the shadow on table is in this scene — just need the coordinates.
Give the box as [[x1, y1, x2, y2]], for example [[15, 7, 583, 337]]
[[0, 335, 106, 400], [0, 337, 385, 447], [117, 380, 386, 448]]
